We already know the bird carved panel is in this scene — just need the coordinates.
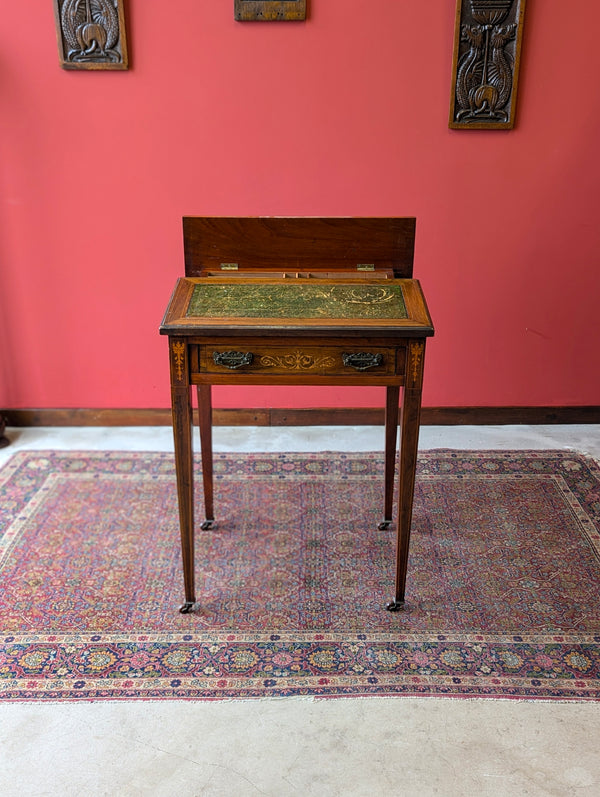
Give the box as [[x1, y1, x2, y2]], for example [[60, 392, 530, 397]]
[[449, 0, 526, 129], [54, 0, 129, 70]]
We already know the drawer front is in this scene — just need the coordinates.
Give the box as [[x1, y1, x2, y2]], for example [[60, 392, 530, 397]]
[[196, 345, 404, 377]]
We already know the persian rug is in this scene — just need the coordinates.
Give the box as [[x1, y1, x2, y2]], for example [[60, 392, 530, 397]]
[[1, 449, 599, 703]]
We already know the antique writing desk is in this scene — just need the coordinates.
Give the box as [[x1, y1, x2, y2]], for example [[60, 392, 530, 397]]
[[160, 217, 434, 613]]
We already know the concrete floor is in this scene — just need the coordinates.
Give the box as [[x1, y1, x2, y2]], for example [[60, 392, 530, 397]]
[[1, 424, 600, 797]]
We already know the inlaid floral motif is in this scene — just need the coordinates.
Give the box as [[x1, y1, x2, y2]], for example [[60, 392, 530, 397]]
[[171, 342, 186, 382], [260, 352, 336, 370]]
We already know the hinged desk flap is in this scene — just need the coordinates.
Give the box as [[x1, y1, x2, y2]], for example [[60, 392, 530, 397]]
[[183, 217, 416, 277], [160, 277, 434, 336]]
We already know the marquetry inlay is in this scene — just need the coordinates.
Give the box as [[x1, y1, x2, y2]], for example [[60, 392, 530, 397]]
[[409, 341, 424, 385], [259, 351, 336, 370], [172, 341, 186, 382]]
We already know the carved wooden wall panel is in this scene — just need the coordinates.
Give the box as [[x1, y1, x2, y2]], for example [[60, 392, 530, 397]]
[[54, 0, 129, 70], [449, 0, 526, 129], [234, 1, 306, 21]]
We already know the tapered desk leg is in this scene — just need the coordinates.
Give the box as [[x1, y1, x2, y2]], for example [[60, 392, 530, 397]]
[[171, 384, 196, 614], [197, 384, 215, 529], [386, 340, 426, 612], [379, 385, 400, 531]]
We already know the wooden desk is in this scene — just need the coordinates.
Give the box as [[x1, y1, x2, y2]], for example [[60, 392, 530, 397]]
[[160, 218, 434, 613]]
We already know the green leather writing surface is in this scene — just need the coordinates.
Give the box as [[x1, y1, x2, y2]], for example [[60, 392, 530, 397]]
[[187, 283, 408, 320]]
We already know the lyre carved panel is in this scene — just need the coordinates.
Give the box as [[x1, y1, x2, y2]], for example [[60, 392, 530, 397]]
[[449, 0, 526, 129], [54, 0, 129, 70]]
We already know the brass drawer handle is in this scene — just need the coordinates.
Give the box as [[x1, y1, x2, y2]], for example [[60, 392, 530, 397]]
[[213, 351, 253, 369], [342, 352, 383, 371]]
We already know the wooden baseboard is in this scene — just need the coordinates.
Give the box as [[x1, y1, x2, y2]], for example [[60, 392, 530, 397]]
[[2, 406, 600, 427]]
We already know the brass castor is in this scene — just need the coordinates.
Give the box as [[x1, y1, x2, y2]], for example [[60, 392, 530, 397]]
[[385, 599, 405, 612]]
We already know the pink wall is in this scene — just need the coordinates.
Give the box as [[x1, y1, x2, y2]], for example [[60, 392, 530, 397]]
[[2, 0, 599, 411]]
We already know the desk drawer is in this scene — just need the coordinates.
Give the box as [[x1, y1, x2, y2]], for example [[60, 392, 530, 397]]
[[196, 345, 404, 377]]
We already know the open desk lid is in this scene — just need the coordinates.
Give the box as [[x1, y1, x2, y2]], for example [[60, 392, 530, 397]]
[[182, 217, 417, 278]]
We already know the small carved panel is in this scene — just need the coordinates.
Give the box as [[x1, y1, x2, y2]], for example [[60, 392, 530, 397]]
[[54, 0, 129, 70], [449, 0, 526, 129], [234, 1, 306, 22]]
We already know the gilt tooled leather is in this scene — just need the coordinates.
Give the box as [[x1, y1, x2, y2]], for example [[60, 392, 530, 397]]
[[187, 283, 407, 320]]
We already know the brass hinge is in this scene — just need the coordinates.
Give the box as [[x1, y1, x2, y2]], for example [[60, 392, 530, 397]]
[[357, 263, 375, 271], [220, 262, 239, 270]]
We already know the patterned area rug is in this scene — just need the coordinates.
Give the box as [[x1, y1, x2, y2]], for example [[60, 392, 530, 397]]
[[1, 449, 599, 702]]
